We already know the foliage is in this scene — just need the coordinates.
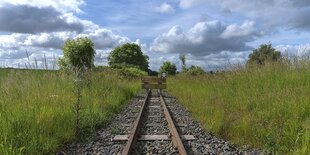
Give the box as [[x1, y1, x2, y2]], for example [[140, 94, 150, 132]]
[[148, 69, 159, 76], [247, 44, 282, 66], [159, 61, 177, 75], [119, 67, 148, 78], [0, 69, 140, 154], [169, 62, 310, 154], [58, 37, 96, 71], [186, 65, 205, 75], [179, 53, 187, 72], [108, 43, 149, 71]]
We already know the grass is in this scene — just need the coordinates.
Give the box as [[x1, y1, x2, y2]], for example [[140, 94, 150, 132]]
[[168, 62, 310, 154], [0, 68, 140, 154]]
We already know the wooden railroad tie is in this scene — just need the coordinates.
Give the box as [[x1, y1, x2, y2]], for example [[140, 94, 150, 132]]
[[113, 135, 195, 141]]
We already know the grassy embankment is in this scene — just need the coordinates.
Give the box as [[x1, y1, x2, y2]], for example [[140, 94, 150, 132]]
[[169, 62, 309, 154], [0, 69, 140, 154]]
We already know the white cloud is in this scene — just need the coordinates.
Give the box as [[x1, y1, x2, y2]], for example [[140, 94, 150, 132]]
[[155, 3, 175, 14], [150, 20, 260, 56], [179, 0, 208, 9], [216, 0, 310, 31], [77, 29, 130, 49], [0, 1, 132, 68], [220, 21, 259, 39], [276, 44, 310, 57], [0, 0, 85, 13], [179, 0, 310, 31]]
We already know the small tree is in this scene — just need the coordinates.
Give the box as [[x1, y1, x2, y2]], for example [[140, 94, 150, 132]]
[[159, 61, 177, 75], [179, 53, 187, 72], [247, 44, 281, 66], [58, 37, 95, 136], [108, 43, 149, 71], [58, 37, 96, 71]]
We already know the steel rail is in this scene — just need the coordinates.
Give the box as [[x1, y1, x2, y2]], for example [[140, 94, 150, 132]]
[[122, 90, 150, 155], [159, 91, 188, 155]]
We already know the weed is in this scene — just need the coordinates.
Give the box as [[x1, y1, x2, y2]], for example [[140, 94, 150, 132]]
[[0, 68, 140, 154], [169, 62, 310, 154]]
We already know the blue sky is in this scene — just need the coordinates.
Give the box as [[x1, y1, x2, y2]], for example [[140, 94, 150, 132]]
[[0, 0, 309, 70]]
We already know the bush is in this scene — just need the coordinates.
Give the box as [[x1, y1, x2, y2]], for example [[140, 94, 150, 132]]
[[186, 65, 205, 75], [108, 43, 149, 71], [159, 61, 177, 75], [247, 44, 282, 66], [58, 37, 95, 71], [120, 67, 148, 78]]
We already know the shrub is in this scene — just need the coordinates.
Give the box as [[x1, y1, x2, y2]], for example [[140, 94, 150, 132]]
[[58, 37, 95, 71], [247, 44, 282, 66], [120, 67, 148, 78], [108, 43, 149, 71], [159, 61, 177, 75], [186, 65, 205, 75]]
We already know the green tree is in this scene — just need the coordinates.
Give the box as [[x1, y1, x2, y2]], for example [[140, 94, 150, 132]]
[[58, 37, 95, 70], [187, 65, 205, 75], [247, 44, 282, 66], [179, 53, 187, 72], [108, 43, 149, 71], [159, 61, 177, 75]]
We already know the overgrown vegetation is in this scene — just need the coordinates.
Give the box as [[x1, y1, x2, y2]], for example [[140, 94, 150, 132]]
[[159, 61, 177, 75], [58, 37, 96, 71], [0, 68, 140, 155], [247, 44, 282, 66], [186, 65, 205, 75], [108, 43, 149, 71], [168, 61, 310, 154]]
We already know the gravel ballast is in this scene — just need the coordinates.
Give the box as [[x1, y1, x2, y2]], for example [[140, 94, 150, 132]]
[[57, 90, 262, 155]]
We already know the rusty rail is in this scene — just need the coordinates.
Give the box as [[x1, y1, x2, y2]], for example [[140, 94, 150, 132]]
[[122, 90, 150, 155], [122, 90, 187, 155], [159, 92, 187, 155]]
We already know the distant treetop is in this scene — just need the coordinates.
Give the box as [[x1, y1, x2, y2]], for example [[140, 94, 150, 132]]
[[247, 44, 282, 66], [108, 43, 149, 71]]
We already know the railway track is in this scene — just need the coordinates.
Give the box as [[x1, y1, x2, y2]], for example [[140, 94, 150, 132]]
[[58, 76, 260, 154], [113, 90, 194, 155]]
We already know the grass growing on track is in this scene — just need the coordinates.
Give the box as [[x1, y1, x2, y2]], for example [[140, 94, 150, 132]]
[[168, 63, 310, 154], [0, 69, 140, 155]]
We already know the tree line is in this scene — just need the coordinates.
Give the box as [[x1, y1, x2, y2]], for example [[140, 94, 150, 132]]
[[58, 37, 282, 76]]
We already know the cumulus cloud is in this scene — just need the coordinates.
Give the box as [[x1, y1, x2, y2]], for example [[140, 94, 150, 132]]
[[217, 0, 310, 31], [179, 0, 208, 9], [0, 28, 131, 51], [220, 21, 259, 39], [0, 1, 134, 68], [0, 0, 85, 13], [148, 50, 250, 71], [155, 3, 175, 14], [0, 3, 84, 34], [22, 32, 74, 49], [276, 44, 310, 57], [0, 28, 132, 68], [150, 20, 260, 56], [179, 0, 310, 31], [0, 47, 61, 69], [78, 29, 130, 49]]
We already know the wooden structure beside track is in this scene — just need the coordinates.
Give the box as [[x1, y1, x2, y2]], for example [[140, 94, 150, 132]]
[[141, 76, 166, 89]]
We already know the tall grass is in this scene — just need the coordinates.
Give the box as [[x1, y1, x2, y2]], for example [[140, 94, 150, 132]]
[[0, 68, 140, 154], [168, 62, 310, 154]]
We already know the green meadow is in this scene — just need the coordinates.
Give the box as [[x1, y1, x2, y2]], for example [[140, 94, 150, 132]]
[[0, 69, 140, 154], [169, 62, 310, 154], [0, 61, 309, 155]]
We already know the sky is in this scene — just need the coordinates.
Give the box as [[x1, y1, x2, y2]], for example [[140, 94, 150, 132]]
[[0, 0, 310, 70]]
